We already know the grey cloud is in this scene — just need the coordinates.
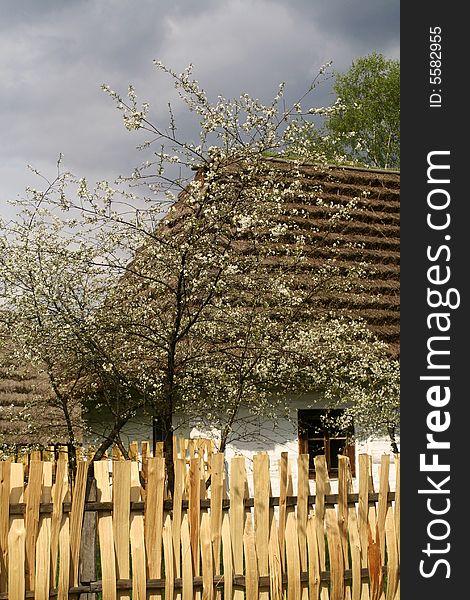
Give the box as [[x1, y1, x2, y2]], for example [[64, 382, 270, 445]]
[[273, 0, 399, 62], [0, 0, 399, 209]]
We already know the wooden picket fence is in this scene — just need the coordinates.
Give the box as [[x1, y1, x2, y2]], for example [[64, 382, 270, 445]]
[[0, 442, 400, 600]]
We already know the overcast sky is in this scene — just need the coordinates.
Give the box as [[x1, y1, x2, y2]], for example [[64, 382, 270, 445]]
[[1, 0, 399, 218]]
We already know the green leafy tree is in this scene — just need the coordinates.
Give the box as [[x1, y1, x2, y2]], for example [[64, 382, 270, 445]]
[[325, 53, 400, 169]]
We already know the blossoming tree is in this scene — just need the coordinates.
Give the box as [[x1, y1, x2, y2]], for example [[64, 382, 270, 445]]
[[1, 62, 399, 487]]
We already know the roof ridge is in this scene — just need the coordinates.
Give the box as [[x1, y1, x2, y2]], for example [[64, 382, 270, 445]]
[[262, 156, 401, 175]]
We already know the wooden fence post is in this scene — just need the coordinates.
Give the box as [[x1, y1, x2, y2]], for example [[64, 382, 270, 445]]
[[230, 456, 247, 600], [78, 476, 97, 600], [113, 461, 131, 600], [338, 456, 352, 600], [0, 461, 11, 594], [145, 457, 165, 600], [130, 461, 146, 600], [35, 461, 52, 599], [297, 454, 309, 600], [253, 453, 270, 600], [210, 453, 224, 600], [8, 462, 25, 600], [313, 455, 329, 600], [25, 460, 42, 592], [95, 460, 117, 600]]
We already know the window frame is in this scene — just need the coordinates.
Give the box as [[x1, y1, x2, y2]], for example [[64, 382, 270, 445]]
[[298, 408, 356, 478]]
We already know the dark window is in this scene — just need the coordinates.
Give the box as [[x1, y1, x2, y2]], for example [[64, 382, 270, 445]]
[[298, 409, 355, 478]]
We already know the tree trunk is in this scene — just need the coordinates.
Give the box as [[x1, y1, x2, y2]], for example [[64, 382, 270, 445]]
[[163, 413, 175, 497], [388, 425, 399, 454], [92, 414, 131, 461]]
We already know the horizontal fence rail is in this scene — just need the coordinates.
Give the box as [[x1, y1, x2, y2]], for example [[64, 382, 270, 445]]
[[0, 441, 400, 600]]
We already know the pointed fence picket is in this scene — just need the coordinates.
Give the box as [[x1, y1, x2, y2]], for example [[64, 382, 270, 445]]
[[0, 441, 399, 600]]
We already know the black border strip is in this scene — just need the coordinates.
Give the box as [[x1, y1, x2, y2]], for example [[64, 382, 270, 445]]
[[401, 2, 466, 596]]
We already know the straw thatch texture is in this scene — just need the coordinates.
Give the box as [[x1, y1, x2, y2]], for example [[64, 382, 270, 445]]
[[0, 342, 77, 447], [263, 160, 400, 356]]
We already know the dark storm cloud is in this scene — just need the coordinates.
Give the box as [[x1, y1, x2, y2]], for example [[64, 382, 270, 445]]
[[279, 0, 399, 60], [0, 0, 399, 211]]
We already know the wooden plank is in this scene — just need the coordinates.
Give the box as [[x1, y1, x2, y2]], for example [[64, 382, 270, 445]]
[[285, 510, 300, 600], [130, 461, 147, 600], [189, 458, 201, 580], [297, 454, 309, 582], [268, 504, 283, 600], [278, 452, 288, 572], [189, 440, 196, 462], [0, 461, 11, 593], [87, 445, 96, 464], [210, 454, 224, 580], [75, 447, 85, 464], [393, 454, 400, 600], [57, 510, 70, 600], [145, 457, 165, 600], [393, 455, 400, 557], [174, 436, 181, 460], [162, 513, 175, 600], [181, 514, 193, 600], [346, 463, 361, 600], [129, 441, 139, 461], [112, 445, 124, 462], [25, 460, 43, 591], [94, 460, 117, 600], [326, 505, 345, 600], [307, 512, 320, 600], [358, 455, 370, 600], [8, 462, 25, 600], [173, 435, 179, 460], [367, 456, 377, 544], [70, 461, 88, 588], [377, 456, 390, 565], [230, 456, 246, 600], [113, 461, 131, 600], [253, 453, 270, 600], [314, 456, 330, 600], [221, 511, 233, 600], [172, 458, 185, 588], [58, 446, 69, 465], [200, 451, 207, 501], [200, 511, 214, 600], [367, 527, 383, 600], [243, 510, 258, 600], [313, 456, 327, 566], [286, 458, 294, 494], [384, 507, 399, 600], [30, 450, 42, 462], [35, 461, 53, 600], [50, 459, 68, 590], [155, 442, 164, 459], [338, 456, 351, 600]]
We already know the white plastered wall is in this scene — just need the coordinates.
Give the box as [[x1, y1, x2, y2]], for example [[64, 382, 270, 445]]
[[190, 395, 398, 495]]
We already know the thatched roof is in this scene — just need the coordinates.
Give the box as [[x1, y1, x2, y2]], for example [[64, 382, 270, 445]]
[[0, 342, 75, 447], [265, 159, 400, 357], [167, 158, 400, 357]]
